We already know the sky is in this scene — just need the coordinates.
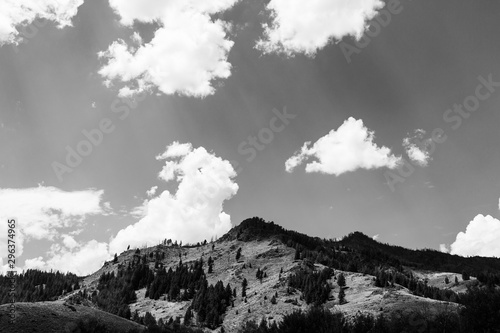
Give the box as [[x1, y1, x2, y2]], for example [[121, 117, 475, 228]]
[[1, 0, 500, 276]]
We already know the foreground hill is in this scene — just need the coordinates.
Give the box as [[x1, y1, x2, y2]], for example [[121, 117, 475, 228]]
[[0, 301, 146, 333]]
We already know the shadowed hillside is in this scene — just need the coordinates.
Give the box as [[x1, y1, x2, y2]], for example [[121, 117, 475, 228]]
[[340, 231, 500, 284]]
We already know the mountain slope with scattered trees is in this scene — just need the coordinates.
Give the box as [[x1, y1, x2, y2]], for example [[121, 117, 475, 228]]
[[1, 217, 500, 332]]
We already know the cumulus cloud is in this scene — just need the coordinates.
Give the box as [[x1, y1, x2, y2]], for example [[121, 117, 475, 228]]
[[257, 0, 384, 56], [450, 214, 500, 257], [99, 0, 238, 97], [439, 244, 449, 253], [285, 117, 401, 175], [24, 239, 110, 276], [62, 234, 79, 250], [0, 186, 106, 260], [0, 0, 83, 45], [109, 142, 238, 254], [403, 129, 432, 167]]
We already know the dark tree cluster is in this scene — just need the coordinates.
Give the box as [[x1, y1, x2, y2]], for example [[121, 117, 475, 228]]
[[476, 270, 500, 287], [0, 269, 79, 304], [142, 257, 233, 329], [191, 279, 233, 329], [146, 258, 205, 301], [374, 269, 458, 302], [459, 285, 500, 332], [238, 306, 461, 333], [130, 310, 204, 333], [288, 268, 333, 305], [93, 263, 154, 318]]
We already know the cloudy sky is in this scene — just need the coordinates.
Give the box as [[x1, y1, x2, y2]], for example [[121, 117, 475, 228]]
[[1, 0, 500, 276]]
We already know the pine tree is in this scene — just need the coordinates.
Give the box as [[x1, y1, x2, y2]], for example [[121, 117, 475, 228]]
[[256, 268, 263, 281], [184, 306, 193, 325], [236, 248, 242, 261], [339, 288, 346, 304], [208, 256, 214, 273], [294, 247, 301, 260], [337, 273, 346, 287], [242, 278, 248, 298]]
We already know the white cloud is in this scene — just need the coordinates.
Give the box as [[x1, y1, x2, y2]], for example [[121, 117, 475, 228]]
[[99, 0, 238, 97], [0, 0, 83, 45], [285, 117, 401, 175], [24, 240, 110, 276], [450, 214, 500, 257], [0, 186, 106, 260], [403, 129, 432, 167], [109, 142, 238, 254], [439, 243, 449, 253], [62, 234, 79, 250], [0, 142, 239, 276], [372, 234, 379, 241], [257, 0, 384, 56], [146, 186, 158, 198], [128, 200, 148, 218]]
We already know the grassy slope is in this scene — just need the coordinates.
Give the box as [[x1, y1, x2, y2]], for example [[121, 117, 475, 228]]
[[0, 301, 146, 333]]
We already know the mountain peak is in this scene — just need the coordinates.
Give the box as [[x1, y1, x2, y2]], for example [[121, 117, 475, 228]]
[[220, 216, 285, 242]]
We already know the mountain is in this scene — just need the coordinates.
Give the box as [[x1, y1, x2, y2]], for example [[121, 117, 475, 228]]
[[1, 217, 500, 332]]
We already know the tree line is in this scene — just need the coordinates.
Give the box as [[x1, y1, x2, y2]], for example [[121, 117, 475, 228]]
[[0, 269, 79, 304]]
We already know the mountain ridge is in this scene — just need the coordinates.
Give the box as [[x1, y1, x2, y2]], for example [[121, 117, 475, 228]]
[[1, 216, 500, 332]]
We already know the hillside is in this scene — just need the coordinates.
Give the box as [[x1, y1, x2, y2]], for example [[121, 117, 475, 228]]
[[77, 217, 474, 331], [2, 217, 500, 332], [340, 231, 500, 278], [0, 301, 146, 333], [83, 238, 460, 332]]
